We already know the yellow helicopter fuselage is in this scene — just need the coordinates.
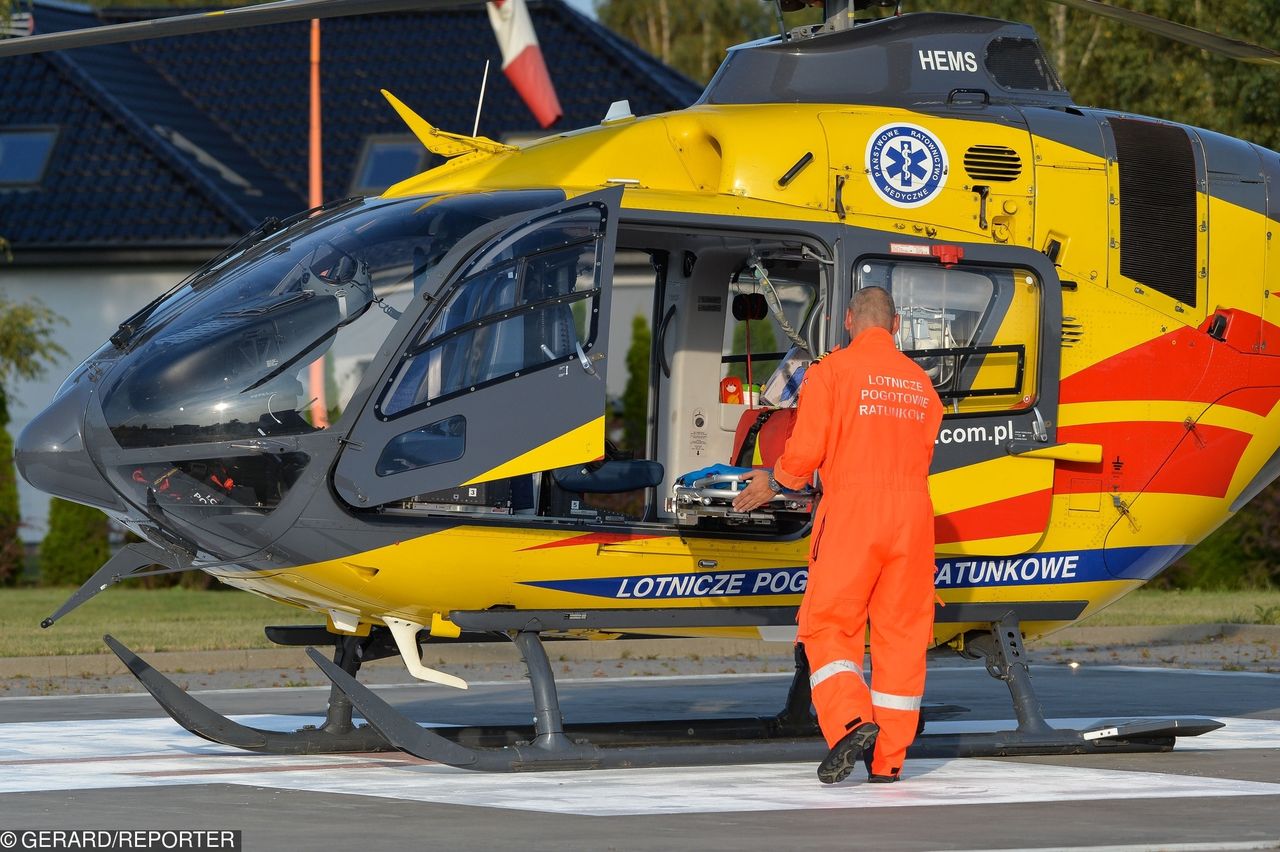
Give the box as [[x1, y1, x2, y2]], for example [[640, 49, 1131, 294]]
[[210, 94, 1280, 650]]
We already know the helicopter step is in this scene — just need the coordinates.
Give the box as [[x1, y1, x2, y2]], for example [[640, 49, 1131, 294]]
[[301, 612, 1223, 772]]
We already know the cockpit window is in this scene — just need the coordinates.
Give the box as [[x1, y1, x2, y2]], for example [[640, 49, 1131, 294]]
[[99, 190, 563, 448]]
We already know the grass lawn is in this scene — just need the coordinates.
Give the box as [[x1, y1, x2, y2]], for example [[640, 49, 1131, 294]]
[[0, 587, 315, 657], [1, 586, 1278, 658], [1078, 588, 1280, 627]]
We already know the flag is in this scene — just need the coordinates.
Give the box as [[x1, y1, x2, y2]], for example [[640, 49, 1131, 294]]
[[486, 0, 562, 128], [1, 12, 34, 39]]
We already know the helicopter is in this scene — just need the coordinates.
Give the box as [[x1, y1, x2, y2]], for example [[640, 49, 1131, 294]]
[[6, 0, 1280, 772]]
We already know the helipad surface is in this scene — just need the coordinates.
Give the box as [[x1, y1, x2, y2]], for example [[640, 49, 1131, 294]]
[[0, 665, 1276, 851]]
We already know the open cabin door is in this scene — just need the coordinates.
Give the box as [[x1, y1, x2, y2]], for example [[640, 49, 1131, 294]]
[[333, 188, 621, 509]]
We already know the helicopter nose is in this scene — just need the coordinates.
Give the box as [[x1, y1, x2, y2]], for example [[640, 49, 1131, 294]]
[[15, 379, 124, 512]]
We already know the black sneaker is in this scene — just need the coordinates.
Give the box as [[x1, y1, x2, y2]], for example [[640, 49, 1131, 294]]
[[816, 722, 879, 784]]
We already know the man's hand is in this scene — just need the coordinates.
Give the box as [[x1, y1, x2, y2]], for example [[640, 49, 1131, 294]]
[[732, 469, 776, 513]]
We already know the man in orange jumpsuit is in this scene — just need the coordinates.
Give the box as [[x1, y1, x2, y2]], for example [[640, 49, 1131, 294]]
[[734, 286, 943, 784]]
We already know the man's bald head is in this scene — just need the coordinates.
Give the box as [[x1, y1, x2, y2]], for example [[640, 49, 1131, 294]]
[[846, 286, 899, 339]]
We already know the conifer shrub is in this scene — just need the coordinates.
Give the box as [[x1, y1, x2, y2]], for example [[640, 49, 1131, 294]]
[[40, 498, 109, 586], [0, 420, 23, 585]]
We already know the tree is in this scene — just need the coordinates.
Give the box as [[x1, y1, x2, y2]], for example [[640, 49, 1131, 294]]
[[0, 294, 65, 585], [621, 314, 651, 454], [929, 0, 1280, 151], [39, 498, 110, 586], [597, 0, 822, 83], [597, 1, 1280, 147]]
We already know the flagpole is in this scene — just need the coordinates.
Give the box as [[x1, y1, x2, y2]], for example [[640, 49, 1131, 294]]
[[307, 17, 329, 429]]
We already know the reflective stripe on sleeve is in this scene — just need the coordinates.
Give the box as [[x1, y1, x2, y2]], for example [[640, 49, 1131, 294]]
[[871, 689, 922, 711], [808, 659, 863, 689]]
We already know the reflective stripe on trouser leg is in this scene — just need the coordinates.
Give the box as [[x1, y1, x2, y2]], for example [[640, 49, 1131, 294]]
[[871, 689, 922, 712], [803, 628, 872, 749], [809, 659, 863, 690]]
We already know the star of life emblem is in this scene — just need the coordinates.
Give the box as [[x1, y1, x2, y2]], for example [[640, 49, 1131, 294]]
[[866, 123, 949, 208]]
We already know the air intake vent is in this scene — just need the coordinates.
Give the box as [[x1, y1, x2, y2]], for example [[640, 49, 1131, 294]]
[[984, 37, 1064, 91], [964, 145, 1022, 182], [1062, 316, 1084, 348], [1111, 118, 1198, 307]]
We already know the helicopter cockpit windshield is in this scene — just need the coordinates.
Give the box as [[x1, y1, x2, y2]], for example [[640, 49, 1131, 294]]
[[99, 190, 562, 450]]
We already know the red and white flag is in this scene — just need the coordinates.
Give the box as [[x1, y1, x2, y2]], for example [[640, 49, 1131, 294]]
[[487, 0, 563, 128]]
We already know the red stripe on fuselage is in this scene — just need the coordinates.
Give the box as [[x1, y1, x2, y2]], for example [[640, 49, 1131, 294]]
[[520, 532, 663, 552], [1216, 386, 1280, 418], [1061, 320, 1280, 417], [1055, 421, 1251, 499], [934, 489, 1051, 545], [1061, 326, 1213, 406]]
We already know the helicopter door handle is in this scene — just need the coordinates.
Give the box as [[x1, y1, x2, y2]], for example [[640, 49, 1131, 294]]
[[657, 304, 677, 379], [947, 87, 990, 105], [575, 341, 601, 380], [974, 185, 990, 229]]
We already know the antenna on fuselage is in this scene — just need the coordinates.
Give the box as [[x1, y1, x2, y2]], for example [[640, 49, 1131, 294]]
[[472, 59, 491, 138]]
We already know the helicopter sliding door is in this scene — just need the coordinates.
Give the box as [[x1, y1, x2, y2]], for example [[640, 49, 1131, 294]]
[[851, 240, 1065, 557], [332, 189, 620, 509]]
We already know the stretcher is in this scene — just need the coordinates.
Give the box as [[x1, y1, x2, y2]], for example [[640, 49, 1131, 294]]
[[668, 464, 814, 526]]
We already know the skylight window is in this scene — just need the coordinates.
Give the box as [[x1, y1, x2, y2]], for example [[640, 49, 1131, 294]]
[[0, 127, 58, 186], [351, 135, 428, 196]]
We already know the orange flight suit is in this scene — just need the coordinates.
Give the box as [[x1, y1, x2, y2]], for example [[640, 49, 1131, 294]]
[[773, 326, 943, 778]]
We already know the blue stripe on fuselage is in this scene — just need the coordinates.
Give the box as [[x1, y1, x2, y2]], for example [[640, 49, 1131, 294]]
[[519, 546, 1180, 600]]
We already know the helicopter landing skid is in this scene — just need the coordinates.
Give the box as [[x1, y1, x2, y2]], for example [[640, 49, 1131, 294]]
[[103, 628, 841, 758], [306, 631, 834, 771], [104, 633, 393, 754], [904, 612, 1224, 759], [108, 610, 1222, 769], [303, 613, 1224, 772]]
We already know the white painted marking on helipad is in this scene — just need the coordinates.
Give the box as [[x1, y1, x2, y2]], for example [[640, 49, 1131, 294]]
[[233, 756, 1280, 816], [937, 843, 1280, 852], [1, 714, 1279, 814], [1050, 665, 1280, 680]]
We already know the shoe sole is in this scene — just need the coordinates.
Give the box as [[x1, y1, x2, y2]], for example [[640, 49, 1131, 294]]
[[817, 724, 879, 784]]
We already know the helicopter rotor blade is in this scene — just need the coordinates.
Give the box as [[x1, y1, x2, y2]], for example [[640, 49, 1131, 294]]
[[0, 0, 474, 58], [1046, 0, 1280, 66]]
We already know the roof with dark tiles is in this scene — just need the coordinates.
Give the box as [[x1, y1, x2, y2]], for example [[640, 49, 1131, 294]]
[[0, 0, 703, 257]]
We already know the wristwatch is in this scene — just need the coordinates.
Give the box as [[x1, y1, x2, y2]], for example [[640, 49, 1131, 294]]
[[767, 473, 784, 494]]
